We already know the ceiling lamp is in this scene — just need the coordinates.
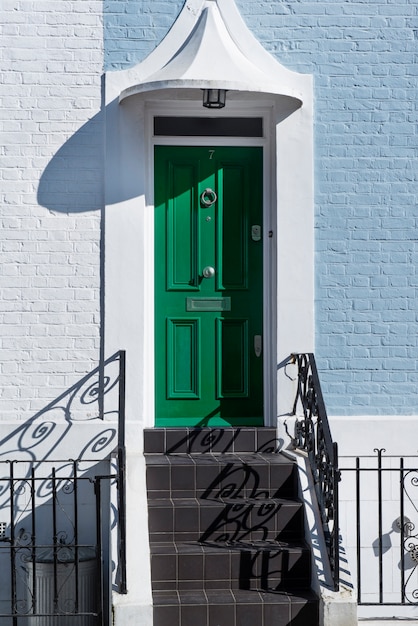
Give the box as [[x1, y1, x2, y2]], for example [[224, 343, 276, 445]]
[[202, 89, 227, 109]]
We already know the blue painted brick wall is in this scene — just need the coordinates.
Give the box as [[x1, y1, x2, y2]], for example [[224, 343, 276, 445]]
[[105, 1, 418, 416]]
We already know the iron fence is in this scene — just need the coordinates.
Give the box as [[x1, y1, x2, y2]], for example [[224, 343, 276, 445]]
[[0, 350, 127, 624], [340, 449, 418, 606], [0, 459, 115, 624]]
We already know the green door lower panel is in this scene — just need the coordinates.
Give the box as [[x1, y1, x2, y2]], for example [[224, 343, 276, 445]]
[[155, 146, 263, 427]]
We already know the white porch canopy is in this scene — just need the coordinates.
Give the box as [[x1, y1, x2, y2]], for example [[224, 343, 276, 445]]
[[118, 0, 305, 105]]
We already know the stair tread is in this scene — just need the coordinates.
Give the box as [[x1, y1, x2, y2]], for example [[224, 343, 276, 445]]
[[145, 429, 319, 625], [150, 539, 310, 551], [144, 427, 281, 455], [148, 496, 301, 505], [145, 452, 295, 464], [153, 588, 318, 604]]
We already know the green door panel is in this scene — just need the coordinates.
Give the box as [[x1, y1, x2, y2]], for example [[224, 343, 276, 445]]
[[155, 146, 263, 427]]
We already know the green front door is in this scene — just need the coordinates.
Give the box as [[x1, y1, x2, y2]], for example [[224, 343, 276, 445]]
[[155, 146, 263, 427]]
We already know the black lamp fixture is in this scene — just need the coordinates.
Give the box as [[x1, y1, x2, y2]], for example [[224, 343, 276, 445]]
[[202, 88, 227, 109]]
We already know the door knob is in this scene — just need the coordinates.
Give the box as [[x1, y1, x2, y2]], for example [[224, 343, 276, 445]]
[[202, 266, 215, 278]]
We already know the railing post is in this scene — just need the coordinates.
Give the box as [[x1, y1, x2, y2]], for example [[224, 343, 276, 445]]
[[400, 457, 405, 604], [375, 448, 385, 605], [356, 457, 361, 604], [117, 350, 127, 594], [332, 440, 340, 591]]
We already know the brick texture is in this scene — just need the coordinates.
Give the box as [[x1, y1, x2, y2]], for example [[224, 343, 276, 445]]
[[0, 0, 103, 419], [2, 0, 418, 418], [238, 0, 418, 415], [106, 0, 416, 416]]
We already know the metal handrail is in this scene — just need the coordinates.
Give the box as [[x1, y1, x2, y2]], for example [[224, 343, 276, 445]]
[[291, 352, 340, 591]]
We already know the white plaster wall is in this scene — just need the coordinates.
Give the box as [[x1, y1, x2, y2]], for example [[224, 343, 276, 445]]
[[331, 415, 418, 619]]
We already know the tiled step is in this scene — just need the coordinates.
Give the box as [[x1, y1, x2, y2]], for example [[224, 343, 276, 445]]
[[152, 588, 319, 626], [144, 427, 280, 455], [151, 539, 312, 591], [148, 496, 304, 543], [145, 453, 298, 500], [144, 428, 319, 626]]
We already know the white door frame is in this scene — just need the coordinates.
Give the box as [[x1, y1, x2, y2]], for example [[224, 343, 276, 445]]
[[104, 87, 313, 434], [145, 99, 276, 426]]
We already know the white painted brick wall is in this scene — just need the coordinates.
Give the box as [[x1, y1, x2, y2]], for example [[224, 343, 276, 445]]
[[0, 0, 103, 420]]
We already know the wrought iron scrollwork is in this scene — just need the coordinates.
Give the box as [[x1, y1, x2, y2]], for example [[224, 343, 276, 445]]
[[292, 352, 340, 591], [401, 469, 418, 603]]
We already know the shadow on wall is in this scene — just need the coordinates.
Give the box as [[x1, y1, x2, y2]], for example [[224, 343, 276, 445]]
[[36, 107, 105, 214], [0, 351, 122, 466], [0, 354, 125, 620], [36, 89, 145, 214]]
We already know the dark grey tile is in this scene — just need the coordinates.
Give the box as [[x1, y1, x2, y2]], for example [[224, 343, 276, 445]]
[[209, 602, 235, 626], [256, 429, 280, 453], [196, 464, 223, 495], [166, 429, 190, 453], [263, 595, 290, 624], [290, 593, 319, 626], [154, 604, 180, 626], [248, 465, 269, 495], [204, 550, 230, 582], [178, 554, 203, 582], [205, 589, 234, 603], [188, 428, 213, 453], [153, 590, 179, 605], [230, 551, 242, 586], [180, 602, 207, 626], [177, 579, 203, 591], [146, 465, 170, 492], [174, 504, 199, 534], [178, 590, 207, 603], [151, 553, 177, 582], [171, 464, 196, 492], [199, 502, 221, 534], [152, 580, 177, 591], [144, 428, 165, 453], [233, 428, 256, 452], [270, 463, 297, 498], [148, 505, 173, 533], [147, 488, 171, 500], [210, 429, 234, 453], [236, 600, 263, 626]]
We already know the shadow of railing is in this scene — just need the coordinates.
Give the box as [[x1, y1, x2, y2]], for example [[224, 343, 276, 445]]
[[0, 351, 127, 623], [0, 351, 125, 468]]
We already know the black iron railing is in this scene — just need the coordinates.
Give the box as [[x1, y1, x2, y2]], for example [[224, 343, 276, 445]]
[[0, 350, 127, 624], [341, 450, 418, 606], [0, 460, 107, 624], [291, 352, 340, 591]]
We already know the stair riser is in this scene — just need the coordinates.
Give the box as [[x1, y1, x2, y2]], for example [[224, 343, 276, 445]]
[[146, 461, 298, 500], [153, 598, 319, 626], [151, 549, 311, 591], [144, 427, 280, 455], [145, 428, 319, 626], [148, 501, 304, 544]]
